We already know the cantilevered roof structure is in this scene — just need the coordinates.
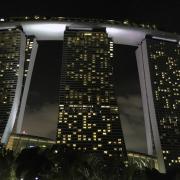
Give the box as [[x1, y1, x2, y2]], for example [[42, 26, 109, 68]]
[[0, 17, 179, 45]]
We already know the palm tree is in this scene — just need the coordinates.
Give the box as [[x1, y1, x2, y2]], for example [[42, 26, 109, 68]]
[[15, 147, 53, 180], [49, 145, 105, 180], [123, 163, 138, 180], [75, 153, 104, 180], [0, 146, 16, 180], [145, 167, 166, 180]]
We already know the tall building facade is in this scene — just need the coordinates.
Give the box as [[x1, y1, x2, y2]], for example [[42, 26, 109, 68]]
[[0, 27, 38, 144], [136, 35, 180, 172], [56, 27, 127, 164]]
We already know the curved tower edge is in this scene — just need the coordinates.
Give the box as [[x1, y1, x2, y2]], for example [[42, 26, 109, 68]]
[[136, 44, 154, 156], [16, 39, 38, 134], [136, 40, 166, 173]]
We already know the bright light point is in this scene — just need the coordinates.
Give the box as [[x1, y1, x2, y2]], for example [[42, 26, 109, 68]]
[[34, 16, 39, 20], [0, 18, 4, 22], [29, 145, 35, 148], [123, 20, 129, 25], [22, 130, 27, 134], [35, 177, 39, 180], [54, 150, 58, 154]]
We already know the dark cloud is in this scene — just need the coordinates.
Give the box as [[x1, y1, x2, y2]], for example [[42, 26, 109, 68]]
[[113, 44, 147, 153], [20, 41, 62, 140], [117, 95, 147, 153], [22, 103, 58, 140]]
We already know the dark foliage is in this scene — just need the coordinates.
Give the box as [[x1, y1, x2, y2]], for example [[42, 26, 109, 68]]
[[15, 147, 53, 180], [1, 144, 180, 180]]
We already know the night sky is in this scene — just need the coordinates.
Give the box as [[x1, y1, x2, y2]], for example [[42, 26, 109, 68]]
[[22, 41, 62, 139], [20, 42, 147, 153], [1, 1, 180, 33], [113, 45, 146, 153]]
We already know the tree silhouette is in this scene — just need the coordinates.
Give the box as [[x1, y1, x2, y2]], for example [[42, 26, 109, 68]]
[[4, 144, 177, 180], [0, 145, 15, 180], [15, 147, 53, 180], [49, 145, 125, 180]]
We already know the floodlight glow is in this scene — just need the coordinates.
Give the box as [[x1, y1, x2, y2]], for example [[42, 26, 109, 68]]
[[106, 27, 124, 35], [106, 27, 147, 46], [152, 36, 177, 42], [24, 23, 66, 33], [22, 23, 68, 40], [68, 27, 92, 30], [0, 26, 16, 30], [0, 21, 179, 45], [21, 22, 148, 44]]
